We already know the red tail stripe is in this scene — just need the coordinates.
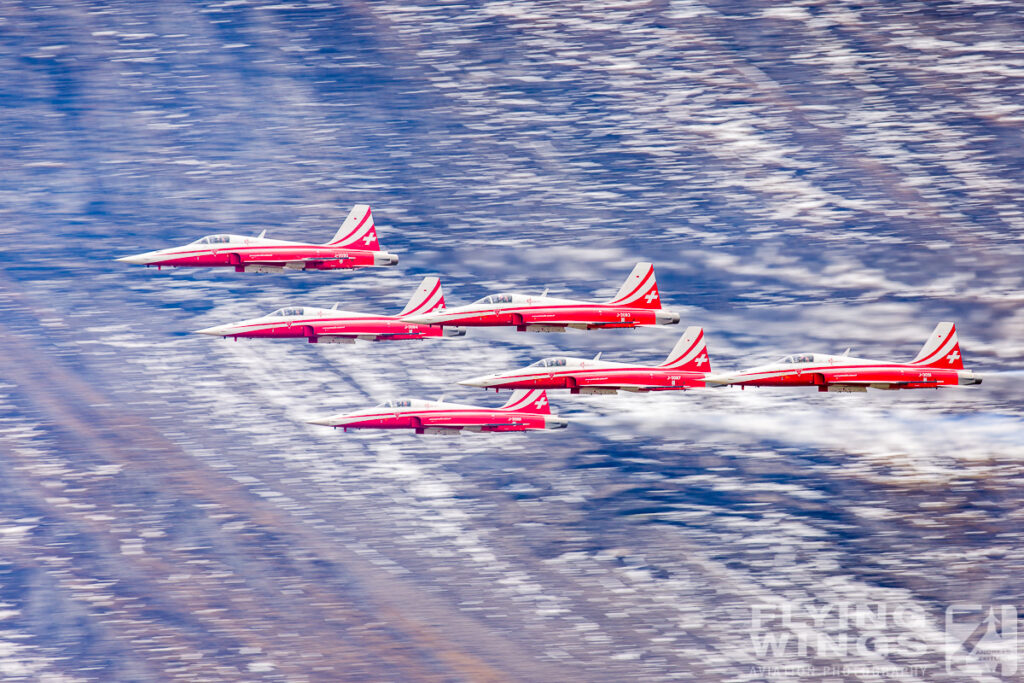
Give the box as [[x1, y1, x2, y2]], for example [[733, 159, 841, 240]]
[[503, 391, 541, 411], [611, 267, 654, 304], [401, 280, 443, 316], [917, 342, 961, 368], [610, 266, 654, 305], [332, 207, 373, 244], [912, 330, 954, 365], [664, 331, 703, 367], [503, 395, 535, 411]]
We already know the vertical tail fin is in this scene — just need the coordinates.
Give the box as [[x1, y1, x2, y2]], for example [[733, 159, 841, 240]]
[[399, 277, 445, 317], [911, 322, 963, 369], [607, 262, 660, 309], [328, 204, 380, 251], [660, 327, 711, 371], [500, 389, 551, 414]]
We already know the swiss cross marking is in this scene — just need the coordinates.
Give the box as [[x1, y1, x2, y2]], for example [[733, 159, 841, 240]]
[[695, 354, 707, 367], [533, 396, 547, 409], [946, 350, 960, 364], [363, 230, 376, 244], [644, 289, 658, 303]]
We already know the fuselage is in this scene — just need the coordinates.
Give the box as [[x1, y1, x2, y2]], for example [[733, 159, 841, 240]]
[[461, 357, 707, 393], [709, 353, 982, 391], [117, 233, 398, 271], [309, 399, 567, 433], [196, 306, 464, 343], [406, 294, 679, 331]]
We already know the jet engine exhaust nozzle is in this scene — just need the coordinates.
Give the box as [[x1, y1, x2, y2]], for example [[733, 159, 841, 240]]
[[657, 310, 681, 325]]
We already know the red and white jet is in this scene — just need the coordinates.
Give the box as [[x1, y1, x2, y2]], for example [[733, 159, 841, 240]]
[[403, 262, 680, 332], [116, 204, 398, 273], [459, 327, 712, 394], [194, 276, 466, 343], [307, 389, 567, 435], [707, 322, 982, 392]]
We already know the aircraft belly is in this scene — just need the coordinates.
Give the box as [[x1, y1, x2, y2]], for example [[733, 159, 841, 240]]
[[320, 323, 378, 336], [485, 424, 532, 432], [521, 310, 567, 323], [162, 255, 203, 267], [247, 326, 298, 338], [577, 374, 615, 387], [645, 372, 703, 390], [419, 414, 461, 427], [748, 372, 810, 387], [459, 313, 502, 326]]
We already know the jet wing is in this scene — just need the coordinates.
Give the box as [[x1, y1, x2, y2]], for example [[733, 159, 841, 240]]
[[243, 256, 357, 268], [421, 417, 521, 429], [533, 320, 638, 330], [603, 384, 650, 392], [825, 379, 939, 387], [587, 384, 693, 392], [315, 332, 421, 344]]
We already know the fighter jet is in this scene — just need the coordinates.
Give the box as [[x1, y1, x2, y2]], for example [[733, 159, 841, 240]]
[[403, 262, 680, 332], [307, 389, 567, 435], [116, 204, 398, 272], [194, 276, 466, 343], [459, 327, 712, 394], [706, 322, 982, 392]]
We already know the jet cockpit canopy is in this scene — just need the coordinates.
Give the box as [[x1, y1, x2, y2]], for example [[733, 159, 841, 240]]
[[269, 307, 305, 317], [193, 234, 234, 245], [474, 293, 519, 305], [529, 358, 568, 368]]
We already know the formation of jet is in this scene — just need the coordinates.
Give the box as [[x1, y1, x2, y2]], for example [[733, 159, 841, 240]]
[[117, 204, 398, 273], [460, 327, 712, 394], [118, 205, 984, 435], [307, 389, 566, 435], [707, 322, 982, 392], [194, 277, 466, 343], [405, 262, 680, 332]]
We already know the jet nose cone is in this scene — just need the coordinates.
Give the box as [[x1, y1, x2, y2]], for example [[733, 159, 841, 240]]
[[116, 252, 153, 265], [458, 375, 495, 388], [117, 249, 169, 265], [307, 415, 343, 427], [194, 324, 235, 336]]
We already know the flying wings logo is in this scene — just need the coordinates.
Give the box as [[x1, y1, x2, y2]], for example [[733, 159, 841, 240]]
[[946, 604, 1017, 675]]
